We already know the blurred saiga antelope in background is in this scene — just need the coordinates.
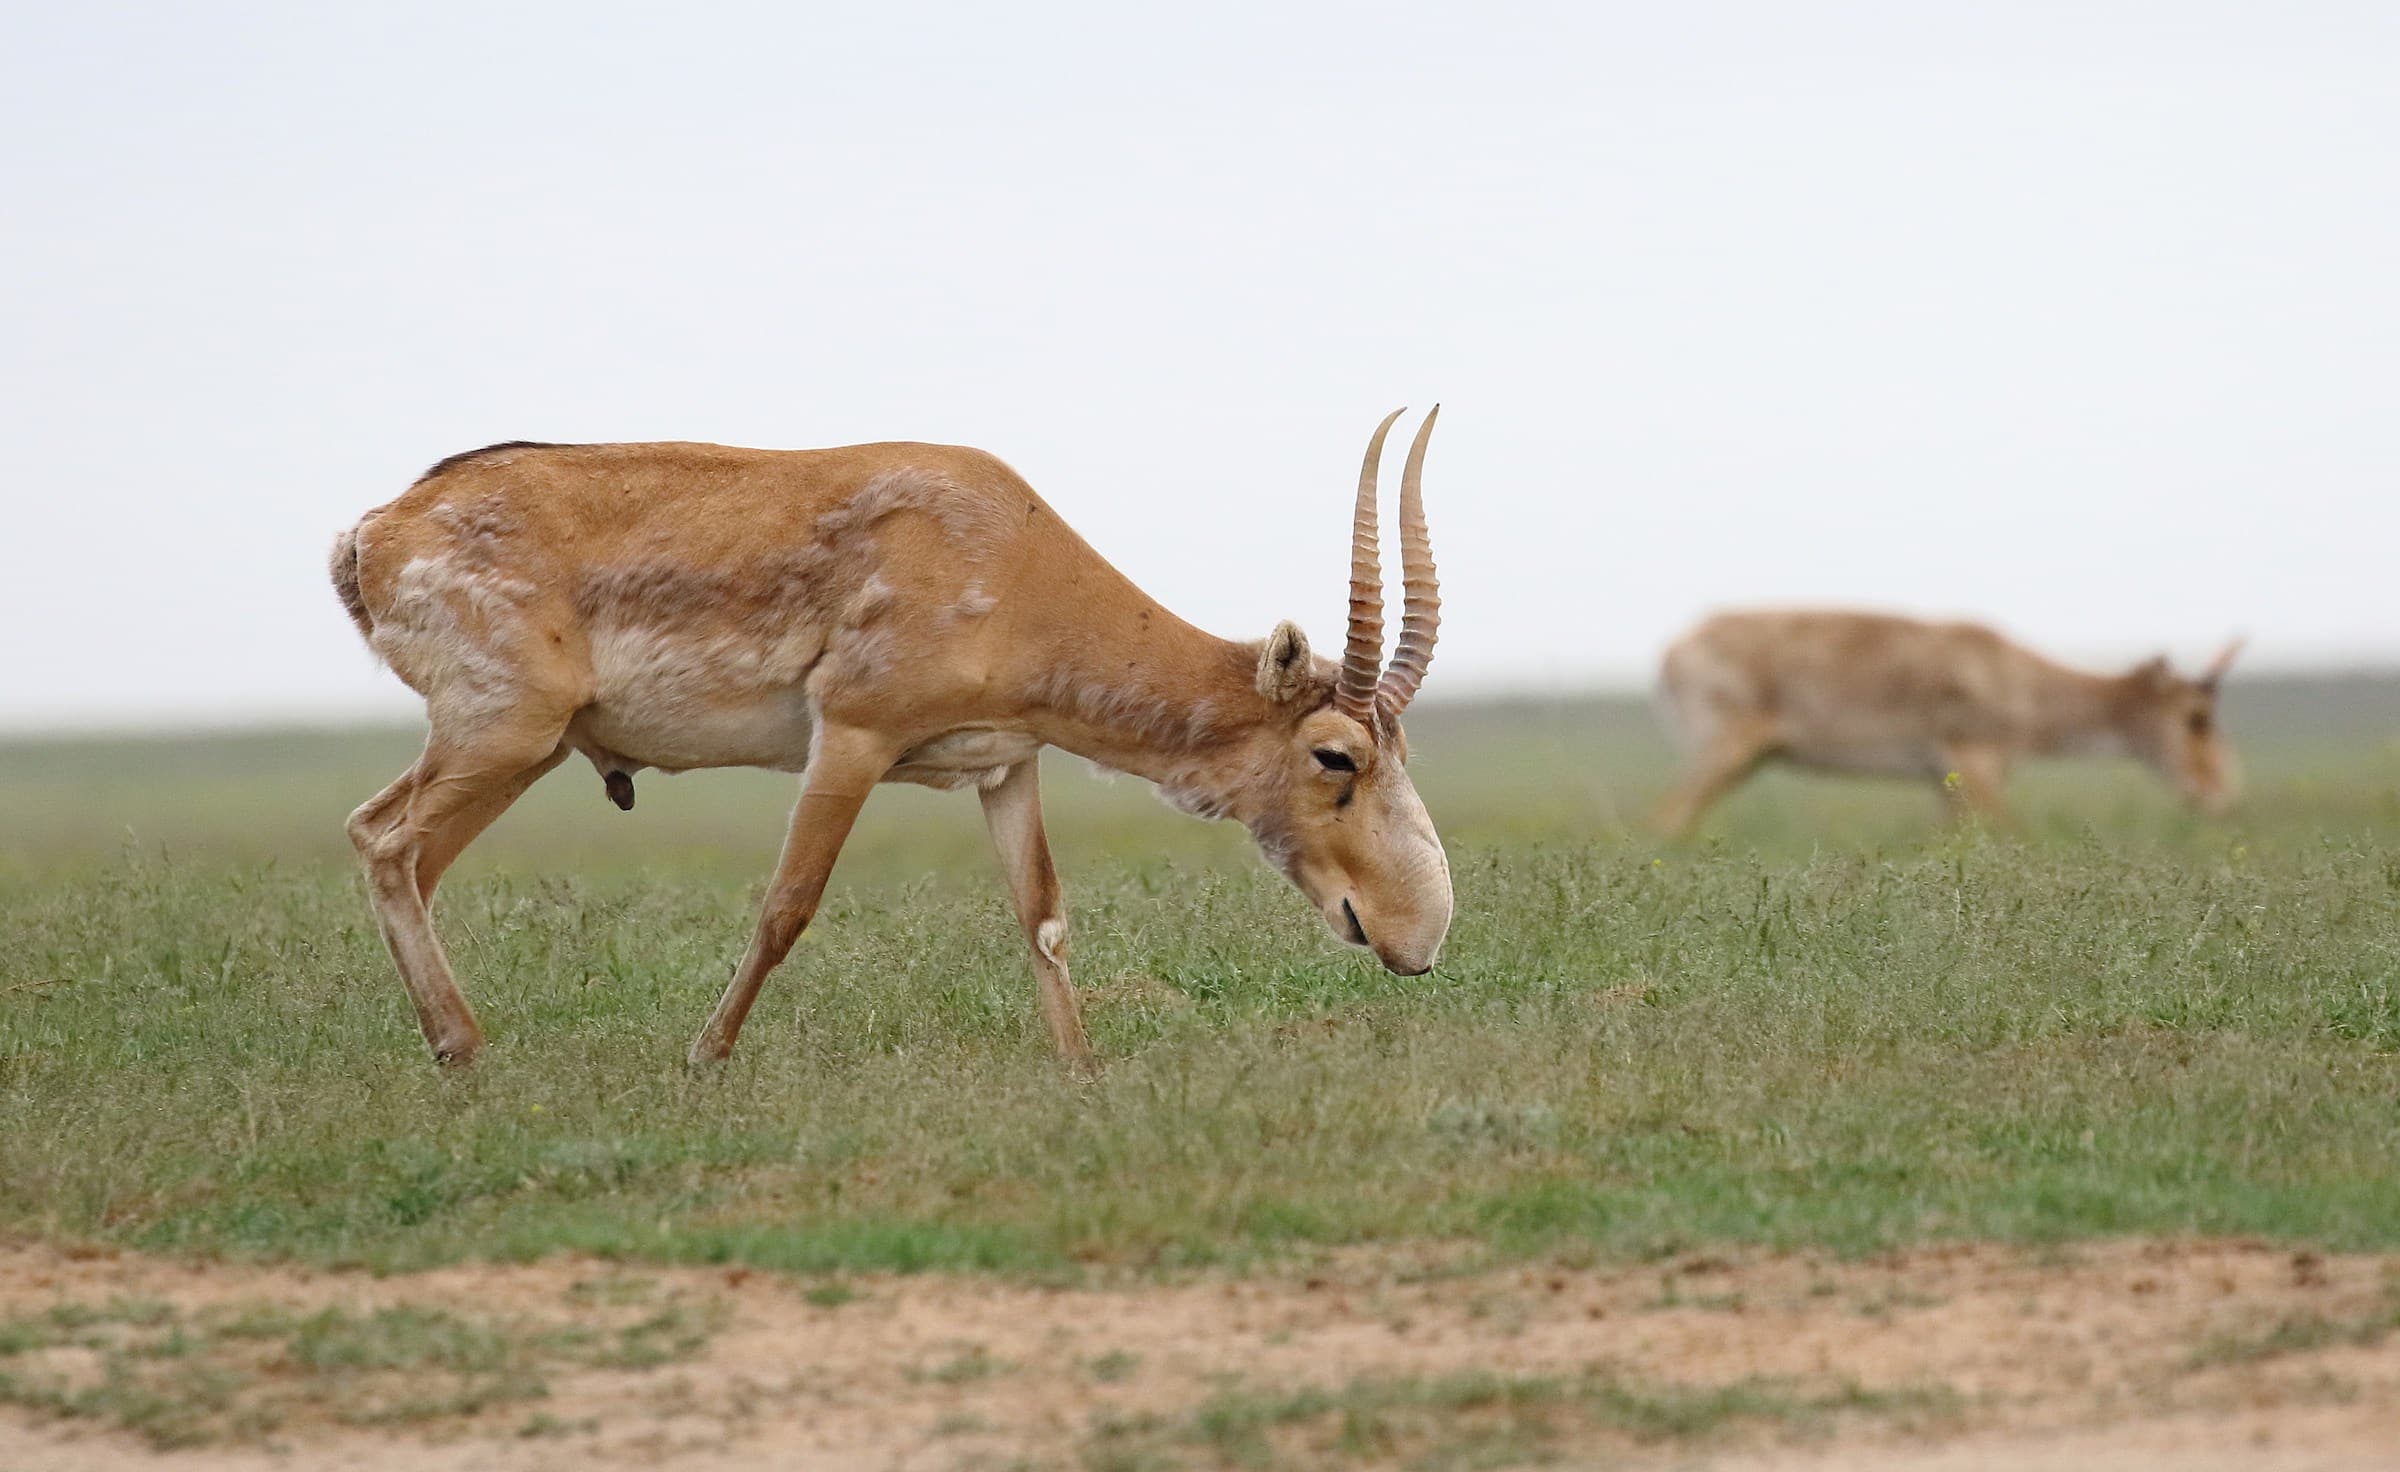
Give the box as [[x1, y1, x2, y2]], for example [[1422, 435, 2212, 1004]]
[[1653, 610, 2243, 834], [331, 411, 1452, 1068]]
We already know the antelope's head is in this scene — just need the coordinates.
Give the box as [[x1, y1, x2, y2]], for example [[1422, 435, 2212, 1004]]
[[1242, 409, 1453, 975], [2123, 639, 2244, 815]]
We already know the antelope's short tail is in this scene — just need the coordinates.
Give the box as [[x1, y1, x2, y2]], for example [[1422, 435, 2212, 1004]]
[[329, 523, 373, 642]]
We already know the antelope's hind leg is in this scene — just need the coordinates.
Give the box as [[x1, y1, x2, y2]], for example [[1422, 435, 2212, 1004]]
[[979, 759, 1091, 1067], [1649, 721, 1776, 839], [347, 707, 572, 1065]]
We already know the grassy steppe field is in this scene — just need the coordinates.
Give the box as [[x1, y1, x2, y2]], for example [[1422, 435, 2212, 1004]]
[[5, 679, 2400, 1278]]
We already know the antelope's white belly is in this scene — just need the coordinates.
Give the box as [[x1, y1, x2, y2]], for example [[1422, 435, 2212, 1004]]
[[1778, 736, 1944, 777], [898, 727, 1042, 770], [571, 688, 817, 774], [569, 625, 819, 772], [886, 727, 1044, 790]]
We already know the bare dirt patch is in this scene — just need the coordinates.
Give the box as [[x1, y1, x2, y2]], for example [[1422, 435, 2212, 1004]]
[[2, 1238, 2396, 1470]]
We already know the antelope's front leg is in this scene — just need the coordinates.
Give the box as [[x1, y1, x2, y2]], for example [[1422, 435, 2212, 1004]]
[[690, 724, 891, 1065], [1936, 744, 2017, 828], [979, 759, 1092, 1067]]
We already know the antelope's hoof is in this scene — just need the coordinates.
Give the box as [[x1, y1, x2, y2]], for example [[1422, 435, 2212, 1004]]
[[604, 771, 635, 811], [430, 1035, 483, 1068]]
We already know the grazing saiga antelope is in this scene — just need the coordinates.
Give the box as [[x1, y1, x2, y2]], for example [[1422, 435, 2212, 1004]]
[[331, 411, 1452, 1067], [1652, 610, 2243, 834]]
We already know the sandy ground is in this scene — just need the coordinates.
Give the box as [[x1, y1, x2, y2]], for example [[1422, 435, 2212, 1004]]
[[2, 1238, 2397, 1471]]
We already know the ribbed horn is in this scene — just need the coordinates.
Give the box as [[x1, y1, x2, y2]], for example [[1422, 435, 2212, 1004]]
[[1377, 405, 1440, 717], [1336, 409, 1405, 725]]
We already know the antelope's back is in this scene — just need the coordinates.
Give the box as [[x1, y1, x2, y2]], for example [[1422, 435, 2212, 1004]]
[[1663, 610, 2039, 766], [351, 441, 1038, 593]]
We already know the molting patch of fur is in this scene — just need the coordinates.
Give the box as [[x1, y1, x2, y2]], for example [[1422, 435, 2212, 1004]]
[[375, 555, 537, 646], [575, 556, 809, 630], [426, 493, 521, 548], [813, 466, 1016, 555], [951, 581, 998, 619], [572, 551, 851, 714], [573, 473, 1000, 654], [587, 623, 827, 707], [1154, 739, 1296, 866], [1250, 823, 1299, 881], [1028, 665, 1234, 755], [366, 555, 538, 726], [843, 575, 898, 626], [1155, 781, 1227, 821], [821, 623, 899, 687]]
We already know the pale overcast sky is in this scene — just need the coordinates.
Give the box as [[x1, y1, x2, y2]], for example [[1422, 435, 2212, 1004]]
[[2, 2, 2394, 729]]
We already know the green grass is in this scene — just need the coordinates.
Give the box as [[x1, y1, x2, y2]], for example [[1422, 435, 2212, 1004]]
[[4, 683, 2400, 1276], [1083, 1369, 1961, 1469], [2184, 1286, 2400, 1369]]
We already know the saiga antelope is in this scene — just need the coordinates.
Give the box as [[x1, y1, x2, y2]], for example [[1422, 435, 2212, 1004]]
[[331, 411, 1452, 1067], [1653, 610, 2243, 834]]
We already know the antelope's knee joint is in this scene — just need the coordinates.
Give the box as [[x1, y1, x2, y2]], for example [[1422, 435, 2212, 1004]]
[[348, 810, 421, 872], [346, 804, 398, 860]]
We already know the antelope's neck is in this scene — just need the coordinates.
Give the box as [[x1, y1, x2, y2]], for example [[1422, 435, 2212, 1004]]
[[1012, 598, 1264, 805], [2027, 664, 2135, 755]]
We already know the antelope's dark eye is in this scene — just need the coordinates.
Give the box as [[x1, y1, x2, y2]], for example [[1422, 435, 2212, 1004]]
[[1312, 748, 1357, 773], [2187, 711, 2212, 736]]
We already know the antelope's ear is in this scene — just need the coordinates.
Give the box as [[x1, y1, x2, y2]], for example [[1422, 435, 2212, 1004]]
[[2199, 635, 2245, 691], [1256, 620, 1313, 704]]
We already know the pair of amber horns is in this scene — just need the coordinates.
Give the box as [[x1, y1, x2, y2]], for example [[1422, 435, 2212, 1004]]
[[1338, 406, 1441, 726]]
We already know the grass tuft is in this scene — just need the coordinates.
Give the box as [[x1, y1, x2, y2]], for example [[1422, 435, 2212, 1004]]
[[1083, 1369, 1961, 1469], [2186, 1290, 2400, 1369], [0, 1292, 724, 1448]]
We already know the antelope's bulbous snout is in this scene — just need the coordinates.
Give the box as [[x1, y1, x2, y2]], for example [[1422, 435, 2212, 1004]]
[[1322, 834, 1453, 977], [2186, 759, 2242, 817], [2168, 729, 2242, 817], [1360, 906, 1449, 976]]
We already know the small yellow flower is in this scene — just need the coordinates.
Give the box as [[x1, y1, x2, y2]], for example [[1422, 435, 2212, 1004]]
[[1943, 771, 1963, 790], [529, 1104, 544, 1114]]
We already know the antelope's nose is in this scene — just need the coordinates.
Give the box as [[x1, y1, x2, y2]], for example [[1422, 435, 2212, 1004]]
[[1343, 899, 1438, 976]]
